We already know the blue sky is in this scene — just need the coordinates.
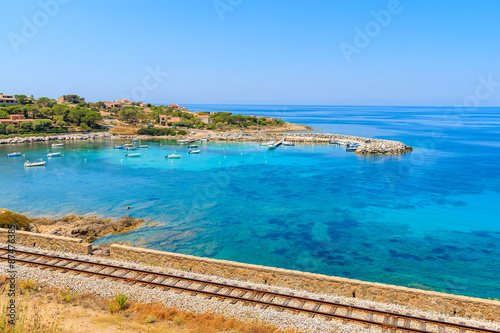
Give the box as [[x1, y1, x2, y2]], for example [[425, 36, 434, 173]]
[[1, 0, 500, 106]]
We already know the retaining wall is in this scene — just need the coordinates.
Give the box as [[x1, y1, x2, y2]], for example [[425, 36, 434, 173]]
[[0, 229, 92, 255], [110, 244, 500, 321]]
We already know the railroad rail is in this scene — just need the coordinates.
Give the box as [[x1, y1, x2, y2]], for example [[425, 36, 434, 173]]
[[1, 248, 497, 333]]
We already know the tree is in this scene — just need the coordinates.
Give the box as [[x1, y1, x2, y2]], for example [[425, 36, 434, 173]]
[[80, 123, 91, 132], [14, 95, 32, 105], [67, 108, 87, 125], [119, 108, 139, 123], [82, 111, 102, 128], [6, 124, 17, 134], [94, 101, 105, 109], [50, 104, 70, 119], [31, 119, 52, 132], [0, 110, 9, 119], [78, 102, 89, 108], [19, 121, 32, 130]]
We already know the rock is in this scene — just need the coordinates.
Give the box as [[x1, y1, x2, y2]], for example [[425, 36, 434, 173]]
[[28, 223, 39, 233], [110, 217, 136, 231]]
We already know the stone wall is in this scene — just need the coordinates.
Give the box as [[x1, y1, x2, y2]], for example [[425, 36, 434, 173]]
[[110, 244, 500, 321], [0, 229, 92, 255]]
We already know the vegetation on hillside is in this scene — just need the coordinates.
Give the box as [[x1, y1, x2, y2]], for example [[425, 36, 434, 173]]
[[0, 210, 31, 230]]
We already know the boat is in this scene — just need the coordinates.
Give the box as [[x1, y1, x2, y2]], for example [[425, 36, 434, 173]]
[[6, 152, 22, 157], [125, 147, 137, 150], [125, 153, 141, 157], [131, 139, 139, 142], [200, 138, 209, 142], [177, 139, 189, 144], [261, 141, 275, 146], [114, 145, 124, 149], [282, 141, 294, 146], [188, 145, 198, 148], [188, 150, 201, 154], [123, 143, 134, 147], [51, 143, 64, 147], [165, 154, 182, 159], [138, 145, 148, 148], [24, 160, 46, 167], [47, 152, 62, 157], [329, 140, 340, 145], [346, 147, 357, 152], [267, 145, 277, 150]]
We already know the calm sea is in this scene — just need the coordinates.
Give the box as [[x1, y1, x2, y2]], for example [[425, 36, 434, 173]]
[[1, 105, 499, 299]]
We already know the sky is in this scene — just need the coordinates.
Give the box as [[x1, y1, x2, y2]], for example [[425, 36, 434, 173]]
[[1, 0, 500, 106]]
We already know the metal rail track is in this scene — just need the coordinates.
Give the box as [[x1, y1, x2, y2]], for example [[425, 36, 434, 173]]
[[1, 248, 497, 333]]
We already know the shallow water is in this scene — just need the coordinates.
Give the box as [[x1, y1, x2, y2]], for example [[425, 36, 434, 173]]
[[1, 105, 499, 299]]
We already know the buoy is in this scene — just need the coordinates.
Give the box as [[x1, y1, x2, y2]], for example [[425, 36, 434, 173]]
[[126, 206, 130, 210]]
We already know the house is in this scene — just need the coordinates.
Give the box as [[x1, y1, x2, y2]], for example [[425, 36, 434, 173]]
[[0, 94, 18, 105], [57, 95, 85, 104], [104, 101, 123, 109], [0, 115, 36, 125], [159, 115, 183, 125], [196, 115, 213, 124]]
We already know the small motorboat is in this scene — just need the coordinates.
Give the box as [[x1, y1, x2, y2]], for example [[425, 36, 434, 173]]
[[123, 143, 134, 147], [125, 153, 141, 157], [188, 145, 198, 148], [138, 145, 148, 148], [177, 139, 189, 144], [261, 141, 275, 146], [51, 143, 64, 147], [346, 147, 357, 152], [6, 152, 22, 157], [165, 154, 182, 159], [125, 147, 137, 150], [47, 152, 62, 157], [282, 141, 294, 146], [200, 138, 209, 142], [188, 150, 201, 154], [131, 139, 139, 142], [268, 145, 277, 150], [329, 140, 340, 145], [24, 160, 46, 167], [114, 145, 124, 149]]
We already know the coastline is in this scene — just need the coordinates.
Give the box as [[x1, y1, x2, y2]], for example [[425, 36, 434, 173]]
[[0, 126, 413, 155]]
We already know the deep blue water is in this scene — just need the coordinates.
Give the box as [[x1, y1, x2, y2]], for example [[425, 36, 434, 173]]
[[1, 105, 499, 299]]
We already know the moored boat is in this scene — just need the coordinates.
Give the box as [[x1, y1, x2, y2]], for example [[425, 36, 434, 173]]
[[6, 152, 22, 157], [125, 147, 137, 150], [165, 154, 182, 159], [114, 145, 124, 149], [24, 160, 46, 167], [346, 147, 357, 152], [188, 145, 198, 148], [131, 139, 139, 142], [51, 143, 64, 147], [125, 153, 141, 157], [123, 143, 134, 147], [268, 145, 277, 150], [138, 145, 148, 148], [282, 141, 294, 146], [47, 152, 62, 157], [188, 150, 201, 154]]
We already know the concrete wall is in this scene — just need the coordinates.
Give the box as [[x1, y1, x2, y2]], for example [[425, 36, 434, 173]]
[[0, 229, 92, 255], [110, 244, 500, 321]]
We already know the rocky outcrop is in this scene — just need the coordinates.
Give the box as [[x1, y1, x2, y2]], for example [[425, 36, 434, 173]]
[[0, 132, 113, 145], [30, 215, 144, 243]]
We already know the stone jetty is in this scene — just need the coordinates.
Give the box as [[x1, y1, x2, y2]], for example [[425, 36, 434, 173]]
[[0, 132, 113, 145], [211, 132, 413, 155]]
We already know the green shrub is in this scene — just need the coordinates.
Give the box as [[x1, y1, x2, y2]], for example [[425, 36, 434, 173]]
[[115, 294, 128, 310], [0, 211, 31, 229]]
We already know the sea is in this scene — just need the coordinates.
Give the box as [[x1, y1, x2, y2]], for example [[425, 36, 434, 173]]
[[1, 105, 499, 299]]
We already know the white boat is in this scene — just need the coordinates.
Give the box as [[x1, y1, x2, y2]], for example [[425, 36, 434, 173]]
[[123, 143, 134, 147], [165, 154, 182, 159], [125, 147, 137, 150], [131, 139, 139, 142], [138, 145, 148, 148], [24, 160, 46, 167], [6, 152, 22, 157], [125, 153, 141, 157], [177, 139, 189, 144], [114, 145, 124, 149], [282, 141, 294, 146], [346, 147, 357, 152], [261, 141, 276, 146], [200, 138, 208, 142], [268, 145, 276, 150], [188, 145, 198, 148], [188, 150, 201, 154], [51, 143, 64, 147], [47, 152, 62, 157]]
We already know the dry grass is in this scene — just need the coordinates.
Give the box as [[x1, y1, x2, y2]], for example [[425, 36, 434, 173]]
[[0, 276, 298, 333], [109, 125, 138, 135]]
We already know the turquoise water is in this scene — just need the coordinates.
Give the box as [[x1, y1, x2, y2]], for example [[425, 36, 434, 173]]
[[1, 105, 499, 299]]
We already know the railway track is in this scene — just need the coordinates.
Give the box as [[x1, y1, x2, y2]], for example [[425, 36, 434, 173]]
[[1, 248, 497, 333]]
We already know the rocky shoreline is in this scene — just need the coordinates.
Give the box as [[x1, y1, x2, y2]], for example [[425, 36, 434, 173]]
[[1, 130, 412, 155]]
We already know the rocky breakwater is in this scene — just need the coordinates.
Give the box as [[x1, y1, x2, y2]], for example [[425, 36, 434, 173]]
[[0, 132, 113, 145], [286, 133, 413, 155]]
